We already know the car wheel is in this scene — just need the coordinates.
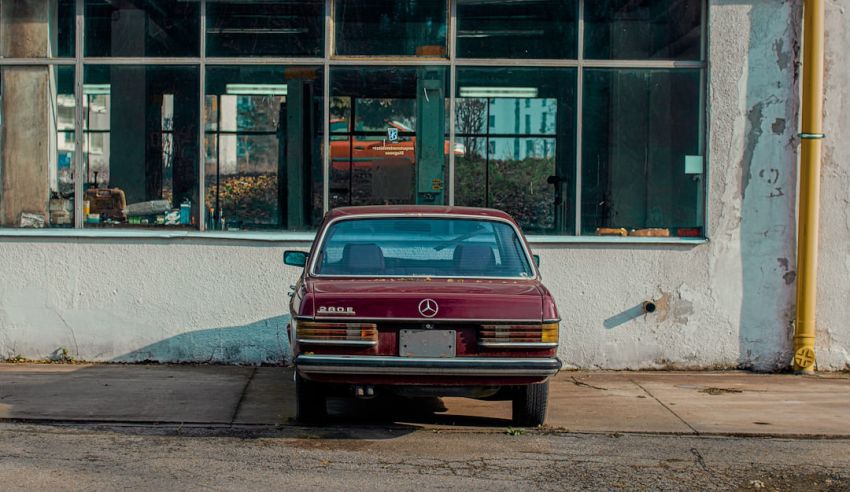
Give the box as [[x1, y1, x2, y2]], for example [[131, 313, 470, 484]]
[[511, 381, 549, 427], [295, 372, 327, 424]]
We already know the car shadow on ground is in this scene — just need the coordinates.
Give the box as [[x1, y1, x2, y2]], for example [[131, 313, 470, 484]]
[[325, 396, 513, 428]]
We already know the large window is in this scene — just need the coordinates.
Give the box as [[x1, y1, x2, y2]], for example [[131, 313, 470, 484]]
[[584, 0, 702, 60], [582, 69, 703, 234], [205, 66, 324, 231], [205, 1, 325, 57], [330, 66, 449, 208], [0, 0, 706, 237], [83, 65, 199, 228], [456, 0, 578, 59], [334, 0, 448, 56], [454, 67, 576, 234], [84, 0, 200, 57]]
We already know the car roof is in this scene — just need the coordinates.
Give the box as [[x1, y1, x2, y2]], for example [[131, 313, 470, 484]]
[[326, 205, 518, 222]]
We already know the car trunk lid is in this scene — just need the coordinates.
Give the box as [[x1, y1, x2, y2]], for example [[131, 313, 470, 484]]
[[308, 278, 543, 321]]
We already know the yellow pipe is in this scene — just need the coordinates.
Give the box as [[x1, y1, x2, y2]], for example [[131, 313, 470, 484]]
[[793, 0, 826, 373]]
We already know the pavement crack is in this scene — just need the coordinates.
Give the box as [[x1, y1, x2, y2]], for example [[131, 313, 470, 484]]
[[690, 447, 709, 472], [632, 380, 699, 435], [571, 376, 608, 391], [230, 367, 257, 425]]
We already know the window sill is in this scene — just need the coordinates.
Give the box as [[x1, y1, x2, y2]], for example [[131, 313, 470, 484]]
[[526, 235, 708, 245], [0, 229, 316, 242], [0, 228, 708, 246]]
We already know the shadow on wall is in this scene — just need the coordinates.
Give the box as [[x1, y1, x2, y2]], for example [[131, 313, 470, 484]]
[[603, 303, 646, 330], [112, 315, 292, 365]]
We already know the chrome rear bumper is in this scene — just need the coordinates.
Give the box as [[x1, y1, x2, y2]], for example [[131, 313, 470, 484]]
[[295, 355, 562, 377]]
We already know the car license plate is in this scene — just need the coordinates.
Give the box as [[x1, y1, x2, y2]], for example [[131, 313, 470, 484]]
[[399, 329, 456, 358]]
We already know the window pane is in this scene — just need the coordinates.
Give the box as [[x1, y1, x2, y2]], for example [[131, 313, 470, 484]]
[[330, 66, 449, 208], [457, 0, 577, 59], [205, 66, 324, 231], [584, 0, 702, 60], [581, 69, 703, 236], [84, 0, 200, 57], [335, 0, 447, 56], [0, 66, 75, 228], [83, 65, 199, 228], [206, 0, 324, 57], [0, 0, 75, 57], [454, 67, 576, 234]]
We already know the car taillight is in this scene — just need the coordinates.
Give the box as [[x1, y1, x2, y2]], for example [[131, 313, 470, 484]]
[[479, 323, 559, 348], [297, 321, 378, 346]]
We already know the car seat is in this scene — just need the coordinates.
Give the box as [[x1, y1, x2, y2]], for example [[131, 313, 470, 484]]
[[342, 243, 385, 275], [453, 244, 496, 276]]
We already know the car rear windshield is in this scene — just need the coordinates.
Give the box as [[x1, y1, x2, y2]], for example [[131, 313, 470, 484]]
[[313, 217, 534, 278]]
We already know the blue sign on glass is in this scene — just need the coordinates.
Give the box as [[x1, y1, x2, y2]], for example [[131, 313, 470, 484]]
[[58, 152, 72, 169]]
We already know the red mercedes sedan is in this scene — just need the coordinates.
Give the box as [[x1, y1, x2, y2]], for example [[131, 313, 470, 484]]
[[283, 206, 562, 426]]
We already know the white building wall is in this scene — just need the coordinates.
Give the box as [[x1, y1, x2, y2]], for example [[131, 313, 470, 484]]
[[1, 0, 848, 370], [816, 0, 850, 370]]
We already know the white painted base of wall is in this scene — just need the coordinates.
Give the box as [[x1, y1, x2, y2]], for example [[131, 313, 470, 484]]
[[0, 234, 839, 371]]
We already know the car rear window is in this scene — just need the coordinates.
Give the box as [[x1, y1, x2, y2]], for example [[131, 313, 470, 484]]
[[313, 217, 534, 278]]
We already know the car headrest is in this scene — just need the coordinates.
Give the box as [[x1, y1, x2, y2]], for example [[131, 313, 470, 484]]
[[342, 243, 385, 273], [453, 244, 495, 272]]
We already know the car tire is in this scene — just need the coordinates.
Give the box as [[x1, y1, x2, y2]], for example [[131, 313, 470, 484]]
[[511, 381, 549, 427], [295, 372, 327, 424]]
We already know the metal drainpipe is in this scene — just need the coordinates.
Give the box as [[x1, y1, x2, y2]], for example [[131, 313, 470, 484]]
[[792, 0, 826, 373]]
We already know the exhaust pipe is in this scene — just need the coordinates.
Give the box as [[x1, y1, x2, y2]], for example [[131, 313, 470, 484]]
[[354, 385, 375, 399]]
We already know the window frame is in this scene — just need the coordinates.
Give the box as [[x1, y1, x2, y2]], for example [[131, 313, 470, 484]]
[[0, 0, 708, 241]]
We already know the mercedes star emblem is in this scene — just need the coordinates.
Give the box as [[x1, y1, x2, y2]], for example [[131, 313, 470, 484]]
[[418, 298, 439, 318]]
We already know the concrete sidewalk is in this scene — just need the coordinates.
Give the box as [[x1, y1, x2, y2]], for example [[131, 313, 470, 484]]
[[0, 363, 848, 437]]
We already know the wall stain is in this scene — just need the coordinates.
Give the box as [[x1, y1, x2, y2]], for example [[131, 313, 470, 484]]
[[740, 102, 766, 199], [783, 271, 797, 285], [773, 38, 792, 71], [771, 117, 787, 135], [655, 290, 695, 325]]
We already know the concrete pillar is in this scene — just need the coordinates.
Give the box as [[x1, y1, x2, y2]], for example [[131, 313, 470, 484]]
[[106, 9, 148, 204], [109, 67, 149, 205], [0, 0, 57, 226], [1, 0, 56, 58], [1, 69, 51, 225]]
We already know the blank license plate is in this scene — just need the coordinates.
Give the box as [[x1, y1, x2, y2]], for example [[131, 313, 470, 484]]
[[399, 329, 456, 358]]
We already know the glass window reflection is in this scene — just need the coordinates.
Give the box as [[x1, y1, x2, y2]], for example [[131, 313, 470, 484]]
[[206, 0, 324, 57], [330, 66, 449, 208], [335, 0, 447, 56], [84, 0, 200, 57], [82, 65, 199, 228], [205, 66, 324, 231], [454, 67, 576, 234], [581, 69, 703, 235], [584, 0, 702, 60], [457, 0, 578, 59]]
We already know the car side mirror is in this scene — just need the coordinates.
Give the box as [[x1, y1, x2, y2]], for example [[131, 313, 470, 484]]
[[533, 255, 540, 268], [283, 250, 308, 267]]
